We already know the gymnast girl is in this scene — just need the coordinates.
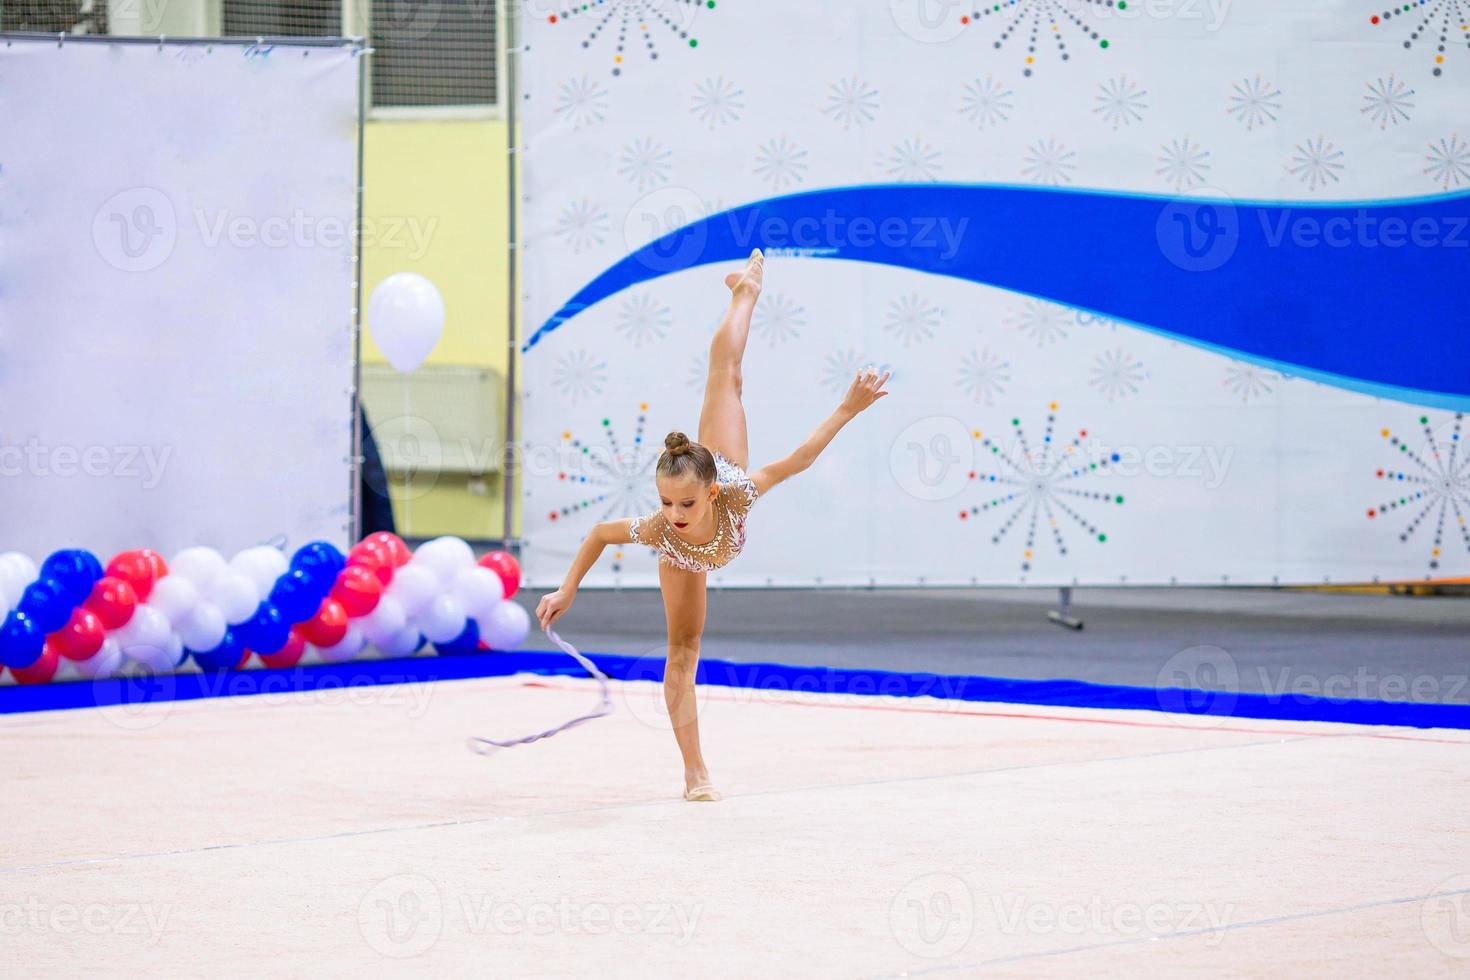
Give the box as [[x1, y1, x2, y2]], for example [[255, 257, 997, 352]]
[[534, 249, 892, 802]]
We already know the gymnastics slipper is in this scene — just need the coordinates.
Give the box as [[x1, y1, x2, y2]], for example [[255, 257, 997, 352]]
[[683, 784, 723, 802]]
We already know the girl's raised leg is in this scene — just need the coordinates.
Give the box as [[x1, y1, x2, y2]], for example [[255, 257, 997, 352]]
[[698, 249, 763, 470]]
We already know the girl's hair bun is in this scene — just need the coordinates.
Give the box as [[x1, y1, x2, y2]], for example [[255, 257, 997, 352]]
[[664, 431, 692, 456]]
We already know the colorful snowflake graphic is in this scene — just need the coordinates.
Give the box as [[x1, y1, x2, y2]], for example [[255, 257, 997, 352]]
[[1095, 75, 1147, 129], [1227, 74, 1281, 131], [1023, 137, 1078, 185], [961, 403, 1126, 576], [1223, 361, 1278, 402], [549, 405, 662, 572], [1089, 348, 1147, 402], [960, 75, 1015, 128], [1362, 75, 1415, 128], [618, 136, 672, 190], [753, 293, 805, 346], [823, 76, 880, 129], [1287, 136, 1346, 192], [691, 75, 744, 128], [957, 349, 1011, 405], [1157, 136, 1211, 191], [957, 0, 1114, 77], [753, 136, 809, 190], [1008, 298, 1072, 347], [686, 349, 708, 391], [884, 293, 942, 347], [616, 293, 670, 347], [1425, 134, 1470, 189], [554, 75, 608, 129], [1365, 1, 1470, 78], [552, 348, 610, 401], [1368, 413, 1470, 576], [544, 0, 716, 78], [821, 347, 880, 395], [883, 137, 943, 182], [554, 199, 610, 253]]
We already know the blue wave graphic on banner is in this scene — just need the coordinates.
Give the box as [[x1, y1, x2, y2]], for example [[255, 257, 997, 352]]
[[524, 184, 1470, 408]]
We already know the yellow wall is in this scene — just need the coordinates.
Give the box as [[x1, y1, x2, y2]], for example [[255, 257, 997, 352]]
[[361, 116, 515, 540]]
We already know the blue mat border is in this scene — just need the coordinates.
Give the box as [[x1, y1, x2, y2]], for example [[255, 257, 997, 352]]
[[2, 650, 1467, 730]]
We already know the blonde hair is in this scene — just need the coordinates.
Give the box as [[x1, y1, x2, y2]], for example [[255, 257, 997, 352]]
[[658, 431, 717, 484]]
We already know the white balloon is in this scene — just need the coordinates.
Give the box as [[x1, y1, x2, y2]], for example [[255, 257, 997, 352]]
[[361, 595, 407, 647], [177, 602, 227, 652], [0, 553, 37, 611], [413, 536, 475, 585], [0, 551, 39, 583], [368, 272, 445, 373], [417, 594, 466, 644], [386, 564, 437, 617], [229, 546, 289, 596], [315, 624, 367, 663], [378, 624, 423, 657], [453, 566, 504, 623], [170, 547, 227, 591], [116, 606, 174, 667], [74, 638, 126, 679], [481, 600, 531, 651], [210, 572, 260, 625], [148, 576, 200, 626]]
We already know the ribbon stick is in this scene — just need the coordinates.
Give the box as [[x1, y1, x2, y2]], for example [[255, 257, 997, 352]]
[[467, 626, 612, 752]]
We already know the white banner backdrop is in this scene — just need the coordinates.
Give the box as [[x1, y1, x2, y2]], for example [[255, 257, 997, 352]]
[[0, 38, 360, 559], [516, 0, 1470, 588]]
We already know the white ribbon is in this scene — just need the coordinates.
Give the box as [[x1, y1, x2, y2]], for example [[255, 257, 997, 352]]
[[467, 625, 612, 752]]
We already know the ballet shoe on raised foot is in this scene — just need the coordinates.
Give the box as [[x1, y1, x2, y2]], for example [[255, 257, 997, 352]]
[[723, 248, 764, 299], [683, 783, 723, 803]]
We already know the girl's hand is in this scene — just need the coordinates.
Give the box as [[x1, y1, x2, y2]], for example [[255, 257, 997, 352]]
[[839, 366, 891, 416], [535, 588, 575, 632]]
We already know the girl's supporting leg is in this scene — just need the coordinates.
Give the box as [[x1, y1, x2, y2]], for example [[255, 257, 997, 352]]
[[658, 559, 717, 797], [698, 249, 763, 471]]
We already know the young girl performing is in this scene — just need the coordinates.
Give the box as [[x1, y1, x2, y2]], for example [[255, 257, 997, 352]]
[[534, 249, 892, 802]]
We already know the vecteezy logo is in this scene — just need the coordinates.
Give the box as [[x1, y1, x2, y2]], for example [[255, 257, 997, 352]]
[[1422, 875, 1470, 958], [358, 874, 443, 958], [1156, 191, 1239, 273], [890, 416, 973, 501], [1156, 644, 1240, 728], [890, 0, 968, 43], [373, 0, 443, 45], [623, 185, 710, 274], [92, 188, 177, 273], [890, 873, 974, 958]]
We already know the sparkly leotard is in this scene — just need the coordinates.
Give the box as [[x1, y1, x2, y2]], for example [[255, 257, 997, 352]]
[[629, 451, 760, 573]]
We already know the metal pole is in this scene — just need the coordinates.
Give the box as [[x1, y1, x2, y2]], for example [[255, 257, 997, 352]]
[[500, 3, 520, 550], [349, 38, 368, 546]]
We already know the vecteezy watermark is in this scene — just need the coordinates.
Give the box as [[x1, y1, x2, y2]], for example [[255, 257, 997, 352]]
[[1156, 191, 1240, 273], [890, 415, 975, 502], [0, 899, 172, 944], [1422, 874, 1470, 959], [891, 873, 975, 958], [357, 875, 702, 958], [93, 187, 178, 273], [990, 893, 1235, 945], [623, 184, 970, 272], [193, 210, 437, 259], [1256, 210, 1469, 251], [0, 440, 172, 490], [1155, 644, 1241, 728]]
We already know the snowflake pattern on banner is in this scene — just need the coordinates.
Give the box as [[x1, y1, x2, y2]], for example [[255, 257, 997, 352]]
[[552, 349, 610, 401], [823, 76, 879, 129], [1425, 134, 1470, 188], [616, 293, 671, 347], [1287, 136, 1346, 191], [753, 293, 805, 347], [1368, 413, 1469, 576], [958, 0, 1114, 77], [1223, 362, 1278, 402], [545, 0, 717, 78], [961, 403, 1125, 576], [548, 406, 661, 574], [1095, 75, 1147, 129], [1227, 75, 1282, 130], [884, 293, 942, 347], [1089, 348, 1148, 402], [883, 137, 943, 182], [1023, 137, 1077, 185], [956, 349, 1011, 405], [691, 75, 744, 127], [554, 75, 609, 129], [821, 348, 874, 395], [686, 349, 708, 391], [1365, 0, 1470, 79], [753, 136, 809, 189], [618, 136, 672, 189], [554, 199, 610, 253], [960, 76, 1014, 128], [1362, 75, 1415, 128], [1156, 136, 1211, 190], [1008, 298, 1072, 347]]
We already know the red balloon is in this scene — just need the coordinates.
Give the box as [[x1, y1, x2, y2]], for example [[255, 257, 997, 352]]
[[11, 641, 59, 685], [299, 598, 348, 648], [478, 551, 522, 600], [85, 576, 139, 630], [105, 551, 156, 600], [346, 543, 393, 587], [139, 549, 168, 581], [363, 532, 411, 567], [236, 648, 253, 670], [51, 608, 105, 661], [258, 629, 306, 669], [331, 565, 383, 618]]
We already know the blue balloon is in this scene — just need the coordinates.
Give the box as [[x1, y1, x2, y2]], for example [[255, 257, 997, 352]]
[[435, 619, 480, 656], [0, 611, 44, 669], [236, 602, 290, 655], [19, 577, 71, 633], [191, 629, 243, 672], [291, 541, 345, 583], [40, 549, 100, 607], [269, 568, 320, 623]]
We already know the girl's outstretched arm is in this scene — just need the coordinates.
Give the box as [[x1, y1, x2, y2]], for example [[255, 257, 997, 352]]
[[535, 518, 635, 630], [750, 366, 891, 496]]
